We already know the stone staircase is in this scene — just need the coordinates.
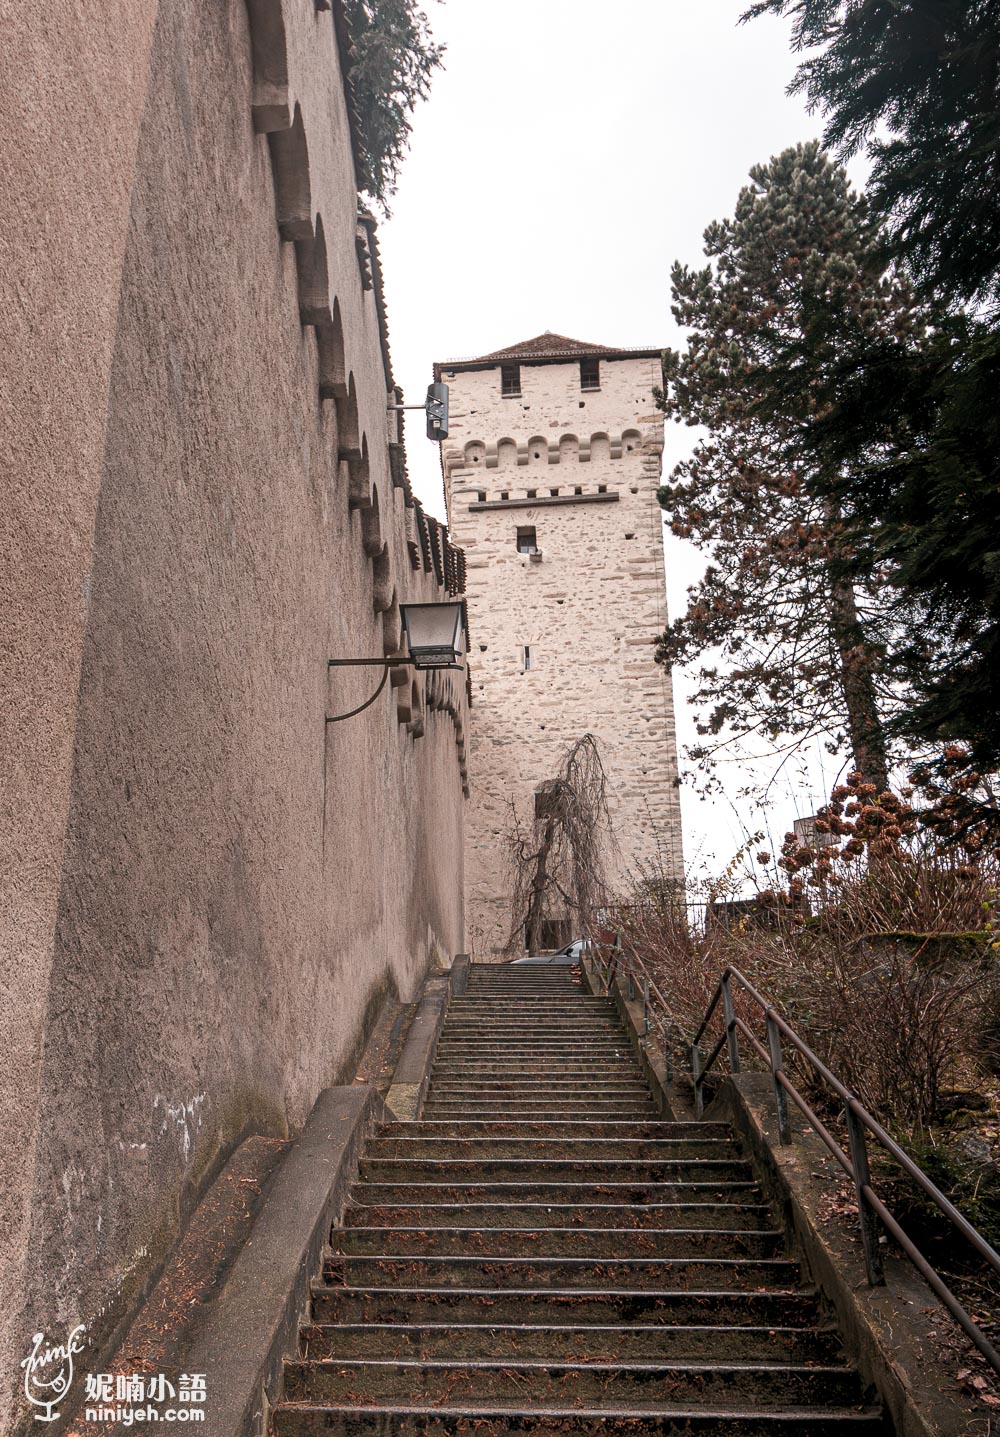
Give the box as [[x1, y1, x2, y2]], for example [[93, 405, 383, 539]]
[[273, 963, 888, 1434]]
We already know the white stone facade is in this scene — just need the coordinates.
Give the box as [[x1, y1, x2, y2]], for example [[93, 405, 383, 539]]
[[438, 338, 683, 954]]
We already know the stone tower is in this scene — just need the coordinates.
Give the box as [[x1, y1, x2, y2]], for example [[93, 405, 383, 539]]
[[436, 332, 683, 953]]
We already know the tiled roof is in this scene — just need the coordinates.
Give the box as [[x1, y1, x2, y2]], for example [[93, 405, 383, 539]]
[[476, 332, 619, 361], [435, 332, 662, 373]]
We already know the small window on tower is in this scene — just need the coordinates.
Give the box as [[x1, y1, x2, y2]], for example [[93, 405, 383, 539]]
[[522, 644, 533, 671], [516, 526, 538, 554], [580, 357, 600, 391], [501, 363, 521, 397]]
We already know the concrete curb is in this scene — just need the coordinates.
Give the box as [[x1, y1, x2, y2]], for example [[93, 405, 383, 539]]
[[450, 952, 470, 995], [186, 1084, 383, 1437], [708, 1073, 980, 1437], [384, 972, 451, 1120]]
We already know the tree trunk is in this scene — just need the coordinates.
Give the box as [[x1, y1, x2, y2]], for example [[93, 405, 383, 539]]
[[827, 565, 890, 793], [525, 816, 555, 953]]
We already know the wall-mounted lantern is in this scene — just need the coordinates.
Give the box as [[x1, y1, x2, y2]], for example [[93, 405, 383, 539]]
[[400, 601, 464, 670], [326, 600, 465, 723]]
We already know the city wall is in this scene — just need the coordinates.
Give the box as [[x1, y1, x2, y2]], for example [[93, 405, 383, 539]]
[[0, 2, 467, 1427]]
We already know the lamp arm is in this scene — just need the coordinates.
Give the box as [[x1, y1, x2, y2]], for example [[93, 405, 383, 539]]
[[325, 661, 393, 724]]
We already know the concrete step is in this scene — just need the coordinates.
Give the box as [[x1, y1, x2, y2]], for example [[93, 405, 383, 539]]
[[358, 1158, 755, 1185], [428, 1051, 632, 1063], [426, 1082, 651, 1095], [420, 1102, 660, 1119], [445, 1008, 618, 1016], [273, 1400, 887, 1435], [330, 1226, 785, 1260], [320, 1254, 803, 1291], [302, 1320, 846, 1364], [349, 1180, 767, 1206], [431, 1069, 640, 1080], [272, 970, 885, 1437], [309, 1283, 826, 1328], [441, 1019, 624, 1029], [377, 1121, 732, 1139], [282, 1356, 865, 1408], [366, 1137, 741, 1161], [343, 1202, 774, 1231]]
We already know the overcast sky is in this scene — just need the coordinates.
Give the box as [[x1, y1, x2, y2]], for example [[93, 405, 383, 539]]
[[378, 0, 866, 888]]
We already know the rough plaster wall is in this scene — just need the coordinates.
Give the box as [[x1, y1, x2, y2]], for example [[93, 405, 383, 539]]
[[4, 1, 466, 1427], [0, 1, 161, 1420], [443, 356, 682, 953]]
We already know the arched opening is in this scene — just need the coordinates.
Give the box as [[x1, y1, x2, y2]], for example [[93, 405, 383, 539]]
[[246, 0, 291, 132], [296, 214, 331, 327], [338, 372, 361, 461], [317, 297, 347, 401], [590, 432, 611, 464], [268, 104, 312, 240], [559, 434, 579, 464], [347, 431, 370, 511], [371, 544, 393, 614], [408, 678, 425, 738], [361, 484, 382, 557]]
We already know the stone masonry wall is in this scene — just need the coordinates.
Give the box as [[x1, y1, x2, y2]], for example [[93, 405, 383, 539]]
[[1, 2, 467, 1428], [441, 352, 682, 954]]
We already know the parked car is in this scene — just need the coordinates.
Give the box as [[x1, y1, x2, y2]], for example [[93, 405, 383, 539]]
[[509, 939, 585, 966]]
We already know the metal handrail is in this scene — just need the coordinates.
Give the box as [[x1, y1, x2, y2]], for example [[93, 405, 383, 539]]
[[686, 963, 1000, 1376]]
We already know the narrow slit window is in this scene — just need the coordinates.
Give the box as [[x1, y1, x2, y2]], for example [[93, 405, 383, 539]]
[[516, 526, 538, 554], [501, 363, 521, 397], [522, 644, 533, 671]]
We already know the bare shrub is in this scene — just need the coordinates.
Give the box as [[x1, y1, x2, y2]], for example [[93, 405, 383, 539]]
[[504, 734, 615, 955], [620, 784, 1000, 1132]]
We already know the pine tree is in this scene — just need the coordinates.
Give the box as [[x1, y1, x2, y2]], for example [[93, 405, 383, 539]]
[[658, 143, 929, 792], [807, 319, 1000, 771], [743, 0, 1000, 311]]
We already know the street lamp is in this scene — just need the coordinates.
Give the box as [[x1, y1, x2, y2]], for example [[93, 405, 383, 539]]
[[400, 602, 464, 670], [326, 599, 465, 723]]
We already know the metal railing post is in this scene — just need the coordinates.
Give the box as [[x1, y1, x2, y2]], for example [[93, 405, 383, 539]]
[[846, 1103, 886, 1286], [663, 1019, 673, 1084], [721, 971, 741, 1073], [765, 1010, 792, 1144], [691, 1044, 704, 1118], [642, 978, 650, 1036]]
